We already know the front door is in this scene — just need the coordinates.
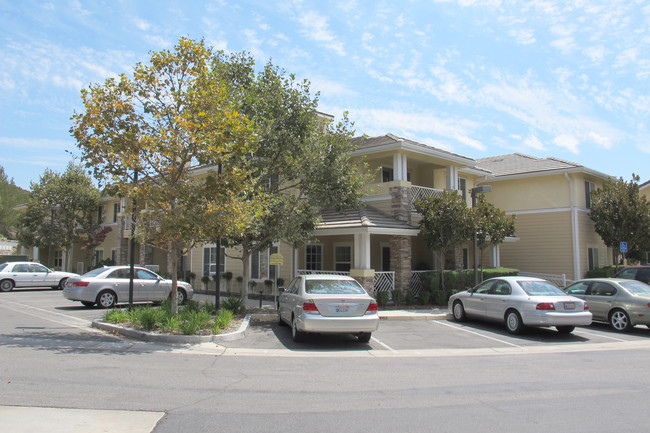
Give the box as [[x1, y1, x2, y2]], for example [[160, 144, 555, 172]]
[[382, 246, 390, 271]]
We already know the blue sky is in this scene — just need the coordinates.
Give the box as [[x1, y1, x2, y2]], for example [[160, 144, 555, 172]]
[[1, 0, 649, 190]]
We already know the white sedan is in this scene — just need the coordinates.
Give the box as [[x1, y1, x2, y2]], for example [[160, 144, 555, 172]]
[[278, 274, 379, 343], [448, 276, 592, 334], [0, 261, 79, 292]]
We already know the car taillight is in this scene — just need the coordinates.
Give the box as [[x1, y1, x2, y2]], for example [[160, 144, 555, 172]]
[[584, 302, 589, 310], [303, 302, 320, 314], [536, 302, 555, 310], [72, 281, 89, 287], [365, 302, 378, 315]]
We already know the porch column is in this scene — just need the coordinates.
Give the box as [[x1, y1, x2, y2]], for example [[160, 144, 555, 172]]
[[393, 153, 408, 181], [446, 165, 458, 190], [390, 183, 411, 224], [390, 235, 412, 294], [352, 231, 374, 295]]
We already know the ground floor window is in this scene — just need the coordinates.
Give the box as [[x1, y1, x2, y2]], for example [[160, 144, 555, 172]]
[[94, 250, 103, 268], [462, 248, 469, 270], [203, 246, 225, 276], [54, 250, 63, 269], [251, 246, 276, 280], [588, 247, 599, 270], [306, 244, 323, 270], [334, 245, 351, 272]]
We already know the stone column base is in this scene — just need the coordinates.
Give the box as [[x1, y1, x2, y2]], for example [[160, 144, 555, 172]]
[[350, 269, 375, 296]]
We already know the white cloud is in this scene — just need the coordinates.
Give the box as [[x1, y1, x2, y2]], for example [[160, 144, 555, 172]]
[[553, 134, 580, 154], [523, 134, 546, 151], [134, 18, 151, 31], [297, 11, 346, 56]]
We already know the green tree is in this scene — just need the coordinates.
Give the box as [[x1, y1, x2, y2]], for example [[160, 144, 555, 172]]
[[0, 166, 30, 238], [415, 190, 474, 291], [206, 59, 369, 302], [590, 174, 650, 267], [16, 163, 101, 269], [474, 194, 517, 280], [70, 37, 258, 315]]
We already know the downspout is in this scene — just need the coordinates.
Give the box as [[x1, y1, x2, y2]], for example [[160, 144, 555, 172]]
[[565, 173, 581, 280]]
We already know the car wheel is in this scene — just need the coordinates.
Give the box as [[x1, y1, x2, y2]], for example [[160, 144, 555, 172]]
[[505, 310, 525, 334], [57, 278, 69, 290], [556, 326, 575, 334], [177, 289, 186, 305], [96, 290, 117, 309], [291, 315, 305, 342], [609, 309, 632, 332], [357, 332, 372, 343], [452, 301, 466, 321], [81, 301, 95, 308], [0, 279, 14, 292]]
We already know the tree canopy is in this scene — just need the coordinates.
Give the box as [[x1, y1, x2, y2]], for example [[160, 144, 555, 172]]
[[590, 174, 650, 265], [70, 37, 261, 314], [16, 163, 101, 270], [474, 194, 517, 267], [0, 166, 29, 239]]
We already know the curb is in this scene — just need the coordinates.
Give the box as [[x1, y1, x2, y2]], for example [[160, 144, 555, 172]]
[[91, 310, 449, 344]]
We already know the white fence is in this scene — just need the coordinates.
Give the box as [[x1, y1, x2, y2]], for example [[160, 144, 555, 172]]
[[297, 269, 395, 294]]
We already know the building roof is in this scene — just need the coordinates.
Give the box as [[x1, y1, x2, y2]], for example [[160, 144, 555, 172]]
[[316, 205, 418, 235], [352, 133, 477, 166], [476, 153, 608, 178]]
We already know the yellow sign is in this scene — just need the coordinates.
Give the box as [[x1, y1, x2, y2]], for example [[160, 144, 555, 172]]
[[270, 253, 283, 266]]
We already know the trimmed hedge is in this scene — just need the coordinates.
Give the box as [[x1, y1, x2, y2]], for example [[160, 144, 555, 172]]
[[420, 268, 519, 306], [585, 266, 618, 278]]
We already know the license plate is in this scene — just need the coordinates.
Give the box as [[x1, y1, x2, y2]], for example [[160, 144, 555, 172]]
[[564, 302, 576, 310], [335, 305, 349, 313]]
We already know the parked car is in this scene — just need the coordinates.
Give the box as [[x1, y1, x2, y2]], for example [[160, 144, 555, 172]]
[[0, 261, 79, 292], [612, 266, 650, 284], [449, 276, 592, 334], [564, 278, 650, 332], [63, 266, 193, 308], [277, 274, 379, 343]]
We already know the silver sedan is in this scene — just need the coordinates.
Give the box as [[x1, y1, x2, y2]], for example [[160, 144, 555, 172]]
[[0, 261, 78, 292], [564, 278, 650, 332], [278, 274, 379, 343], [449, 276, 592, 334], [63, 266, 193, 308]]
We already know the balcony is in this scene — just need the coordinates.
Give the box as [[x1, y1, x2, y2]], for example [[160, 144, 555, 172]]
[[409, 185, 443, 211]]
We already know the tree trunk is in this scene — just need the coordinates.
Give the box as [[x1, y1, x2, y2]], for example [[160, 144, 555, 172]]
[[170, 241, 179, 316]]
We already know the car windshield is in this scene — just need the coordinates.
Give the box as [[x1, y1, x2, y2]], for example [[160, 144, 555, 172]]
[[620, 280, 650, 295], [305, 279, 367, 295], [518, 280, 565, 296], [82, 267, 109, 277]]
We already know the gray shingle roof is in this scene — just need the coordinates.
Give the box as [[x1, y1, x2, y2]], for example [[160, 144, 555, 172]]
[[352, 133, 476, 164], [318, 205, 417, 231], [476, 153, 583, 177]]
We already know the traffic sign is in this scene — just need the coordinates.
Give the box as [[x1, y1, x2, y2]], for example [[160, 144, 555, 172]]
[[620, 242, 628, 253]]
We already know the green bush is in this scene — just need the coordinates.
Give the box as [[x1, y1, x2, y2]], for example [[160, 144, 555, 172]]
[[376, 291, 389, 308], [104, 308, 129, 323], [405, 289, 417, 305], [585, 266, 618, 278], [419, 290, 432, 306], [391, 289, 403, 306], [222, 297, 244, 314], [161, 316, 179, 333], [215, 309, 234, 329], [136, 307, 159, 331]]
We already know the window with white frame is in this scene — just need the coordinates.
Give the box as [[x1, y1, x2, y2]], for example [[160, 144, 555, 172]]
[[585, 181, 596, 209], [97, 205, 104, 225], [306, 244, 323, 270], [458, 178, 467, 202], [588, 247, 599, 271], [113, 203, 120, 223], [250, 247, 274, 280], [334, 245, 351, 272], [54, 250, 63, 269], [203, 246, 225, 276], [94, 249, 104, 267], [382, 167, 393, 183]]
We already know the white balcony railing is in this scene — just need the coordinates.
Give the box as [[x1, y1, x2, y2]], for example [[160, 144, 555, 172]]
[[409, 185, 444, 210]]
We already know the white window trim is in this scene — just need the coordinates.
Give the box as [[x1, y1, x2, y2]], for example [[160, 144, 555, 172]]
[[305, 243, 324, 271], [333, 243, 352, 272]]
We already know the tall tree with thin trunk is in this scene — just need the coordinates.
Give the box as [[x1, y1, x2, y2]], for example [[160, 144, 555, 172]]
[[70, 38, 258, 315]]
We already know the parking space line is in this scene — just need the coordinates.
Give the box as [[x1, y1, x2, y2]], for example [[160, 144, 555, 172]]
[[432, 320, 523, 348], [574, 329, 631, 342], [371, 336, 398, 353], [0, 299, 99, 332]]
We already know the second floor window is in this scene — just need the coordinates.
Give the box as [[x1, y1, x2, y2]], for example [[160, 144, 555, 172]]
[[458, 178, 467, 202], [585, 181, 596, 208], [113, 203, 120, 223]]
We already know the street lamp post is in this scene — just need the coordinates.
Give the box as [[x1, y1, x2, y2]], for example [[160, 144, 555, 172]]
[[472, 185, 492, 286], [48, 204, 60, 268]]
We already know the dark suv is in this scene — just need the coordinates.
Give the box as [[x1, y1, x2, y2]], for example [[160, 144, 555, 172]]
[[613, 266, 650, 284]]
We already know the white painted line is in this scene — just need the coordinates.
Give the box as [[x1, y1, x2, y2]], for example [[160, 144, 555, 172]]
[[432, 320, 523, 348], [0, 299, 102, 333], [574, 329, 631, 342], [371, 336, 398, 353]]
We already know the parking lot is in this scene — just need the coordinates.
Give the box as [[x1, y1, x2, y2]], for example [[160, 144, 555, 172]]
[[4, 287, 650, 357]]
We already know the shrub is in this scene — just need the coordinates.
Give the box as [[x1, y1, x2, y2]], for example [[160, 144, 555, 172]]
[[104, 308, 129, 323], [376, 290, 389, 308], [179, 310, 211, 335], [161, 316, 179, 333], [405, 289, 416, 305], [182, 300, 201, 314], [419, 290, 432, 306], [391, 289, 403, 306], [136, 307, 159, 331], [585, 266, 618, 278], [202, 301, 216, 314], [215, 308, 234, 330], [222, 297, 244, 314]]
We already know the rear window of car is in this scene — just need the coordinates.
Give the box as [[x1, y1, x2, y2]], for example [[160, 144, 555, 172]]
[[82, 267, 109, 277], [620, 280, 650, 295], [0, 263, 7, 272], [518, 280, 565, 296], [305, 279, 367, 295]]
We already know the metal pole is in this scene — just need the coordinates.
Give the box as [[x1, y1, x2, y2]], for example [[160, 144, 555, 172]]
[[48, 205, 60, 268], [215, 239, 221, 311], [472, 192, 478, 286], [128, 170, 138, 311]]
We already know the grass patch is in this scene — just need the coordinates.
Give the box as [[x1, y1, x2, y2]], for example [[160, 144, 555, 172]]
[[103, 300, 239, 335]]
